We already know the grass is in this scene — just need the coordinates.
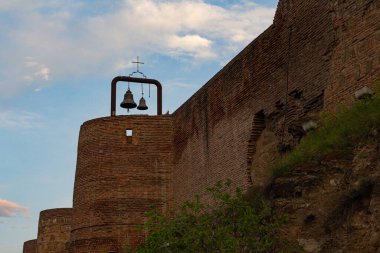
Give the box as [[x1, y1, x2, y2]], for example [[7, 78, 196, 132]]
[[272, 81, 380, 177]]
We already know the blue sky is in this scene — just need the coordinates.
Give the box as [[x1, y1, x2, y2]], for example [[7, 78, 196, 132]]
[[0, 0, 278, 252]]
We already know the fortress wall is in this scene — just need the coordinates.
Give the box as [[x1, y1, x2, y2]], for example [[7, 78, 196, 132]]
[[171, 0, 337, 209], [37, 208, 72, 253], [325, 0, 380, 110], [70, 116, 173, 253], [23, 239, 37, 253], [23, 1, 380, 252]]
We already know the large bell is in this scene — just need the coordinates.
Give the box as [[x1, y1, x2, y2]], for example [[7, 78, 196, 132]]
[[137, 97, 148, 110], [120, 88, 137, 109]]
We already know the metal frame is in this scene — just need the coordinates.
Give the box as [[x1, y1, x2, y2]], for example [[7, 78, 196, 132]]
[[111, 76, 162, 116]]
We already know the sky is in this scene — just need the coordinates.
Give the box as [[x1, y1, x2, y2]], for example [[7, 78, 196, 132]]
[[0, 0, 278, 252]]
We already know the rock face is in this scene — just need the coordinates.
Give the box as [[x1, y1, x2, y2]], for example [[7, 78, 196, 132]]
[[270, 131, 380, 253]]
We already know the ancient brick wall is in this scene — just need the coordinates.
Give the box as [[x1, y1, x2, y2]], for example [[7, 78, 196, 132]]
[[23, 239, 37, 253], [325, 0, 380, 110], [171, 0, 336, 208], [37, 208, 72, 253], [22, 0, 380, 251], [70, 115, 173, 253]]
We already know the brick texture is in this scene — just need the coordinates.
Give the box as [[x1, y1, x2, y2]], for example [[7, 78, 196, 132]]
[[69, 116, 173, 252], [171, 0, 334, 209], [24, 0, 380, 251], [37, 208, 72, 253], [325, 0, 380, 110], [23, 239, 37, 253]]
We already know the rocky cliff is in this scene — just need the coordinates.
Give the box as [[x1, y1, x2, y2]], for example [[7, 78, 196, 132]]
[[270, 129, 380, 252]]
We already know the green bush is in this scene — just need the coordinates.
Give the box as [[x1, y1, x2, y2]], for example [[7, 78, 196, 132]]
[[272, 82, 380, 177], [134, 180, 291, 253]]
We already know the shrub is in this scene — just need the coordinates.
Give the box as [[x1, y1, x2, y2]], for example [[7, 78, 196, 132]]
[[134, 180, 291, 253]]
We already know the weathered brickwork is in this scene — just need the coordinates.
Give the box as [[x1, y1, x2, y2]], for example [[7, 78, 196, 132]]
[[325, 0, 380, 110], [24, 0, 380, 251], [171, 0, 335, 208], [23, 239, 37, 253], [69, 116, 173, 252], [37, 208, 72, 253]]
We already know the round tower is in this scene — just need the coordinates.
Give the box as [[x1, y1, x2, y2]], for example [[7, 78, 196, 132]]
[[37, 208, 73, 253], [70, 115, 173, 253], [23, 239, 37, 253]]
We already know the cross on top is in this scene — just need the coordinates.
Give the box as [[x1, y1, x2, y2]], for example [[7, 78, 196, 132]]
[[132, 56, 144, 72]]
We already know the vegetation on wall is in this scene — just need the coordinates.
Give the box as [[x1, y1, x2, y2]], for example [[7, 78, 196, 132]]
[[133, 180, 292, 253], [130, 83, 380, 253], [272, 83, 380, 177]]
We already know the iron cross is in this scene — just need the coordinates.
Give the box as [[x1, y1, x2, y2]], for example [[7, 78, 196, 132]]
[[132, 56, 144, 72]]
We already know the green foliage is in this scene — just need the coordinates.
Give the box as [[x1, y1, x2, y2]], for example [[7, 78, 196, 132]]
[[134, 180, 290, 253], [272, 82, 380, 177]]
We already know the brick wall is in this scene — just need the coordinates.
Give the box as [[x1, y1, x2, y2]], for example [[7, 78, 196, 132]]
[[171, 0, 335, 208], [23, 0, 380, 251], [69, 115, 173, 253], [37, 208, 72, 253], [325, 0, 380, 110], [23, 239, 37, 253]]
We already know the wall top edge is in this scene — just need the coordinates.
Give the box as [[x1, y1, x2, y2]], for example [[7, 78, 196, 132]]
[[39, 208, 73, 217], [81, 114, 173, 126], [23, 239, 37, 243]]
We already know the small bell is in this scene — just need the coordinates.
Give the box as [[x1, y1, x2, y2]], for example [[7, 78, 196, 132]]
[[120, 88, 137, 109], [137, 97, 148, 110]]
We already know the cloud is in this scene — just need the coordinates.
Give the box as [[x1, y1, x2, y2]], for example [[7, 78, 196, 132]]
[[0, 110, 43, 129], [0, 0, 276, 97], [0, 200, 28, 218], [22, 57, 50, 82], [35, 66, 50, 81], [168, 35, 215, 59]]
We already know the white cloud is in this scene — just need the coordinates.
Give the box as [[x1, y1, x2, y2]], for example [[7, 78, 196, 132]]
[[168, 35, 215, 59], [0, 0, 276, 97], [24, 61, 38, 68], [0, 199, 28, 218], [35, 66, 50, 80], [0, 110, 43, 129]]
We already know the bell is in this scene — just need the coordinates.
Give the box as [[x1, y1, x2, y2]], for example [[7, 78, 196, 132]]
[[137, 97, 148, 110], [120, 88, 137, 109]]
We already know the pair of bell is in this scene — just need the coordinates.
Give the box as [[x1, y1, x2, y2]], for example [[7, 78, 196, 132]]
[[120, 88, 148, 110]]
